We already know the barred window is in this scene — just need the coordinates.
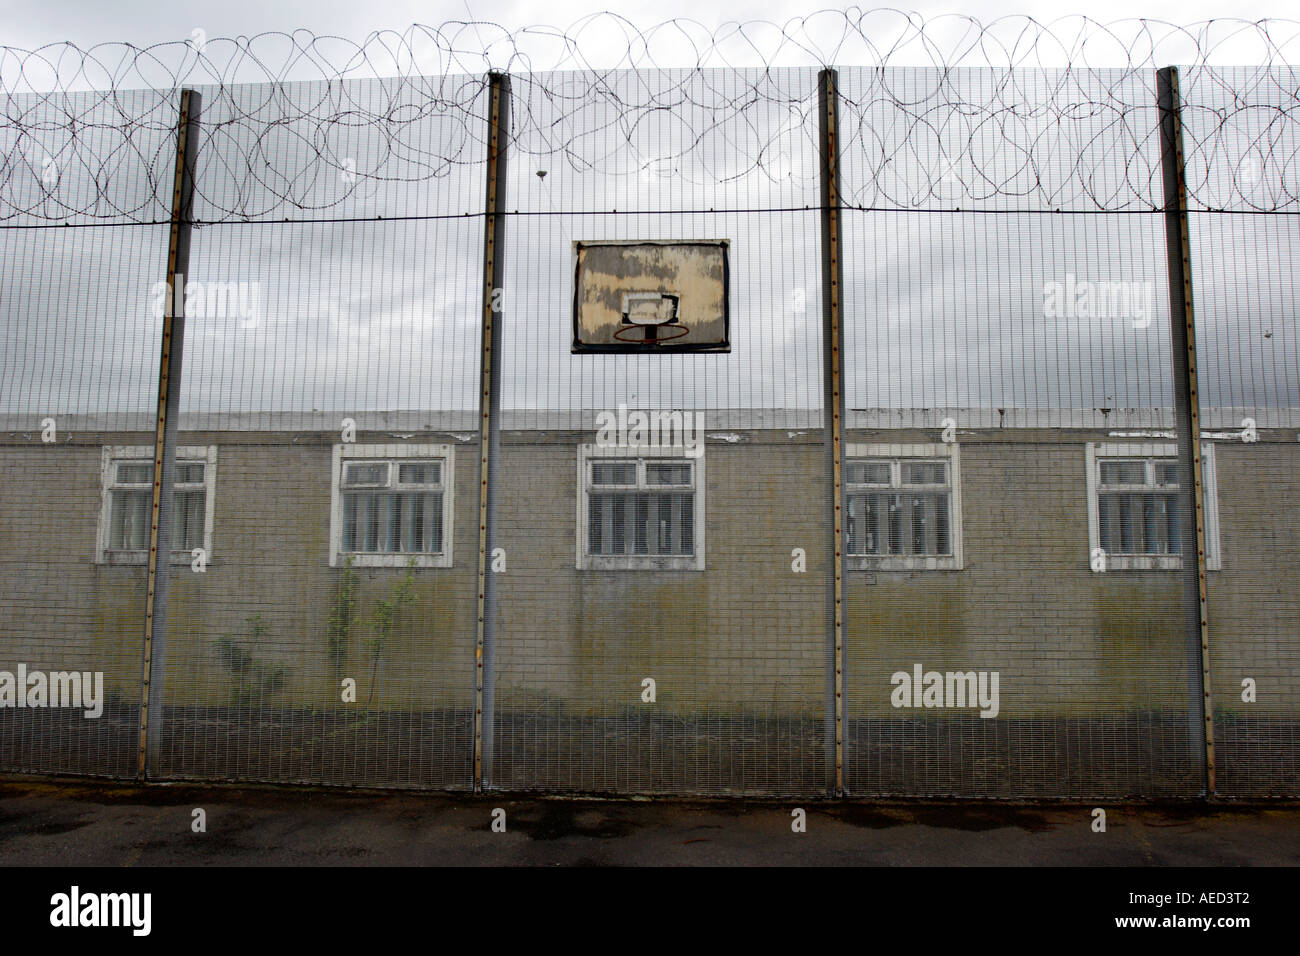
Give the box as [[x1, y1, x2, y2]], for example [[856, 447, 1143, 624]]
[[332, 445, 455, 568], [846, 458, 952, 557], [1096, 458, 1181, 556], [98, 446, 216, 564], [578, 446, 704, 570], [341, 459, 443, 554], [844, 444, 963, 571], [1087, 443, 1221, 571]]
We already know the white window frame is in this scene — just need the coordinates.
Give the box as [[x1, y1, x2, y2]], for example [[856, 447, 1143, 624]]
[[330, 443, 454, 568], [96, 445, 217, 566], [844, 442, 963, 571], [577, 443, 705, 571], [1086, 442, 1221, 572]]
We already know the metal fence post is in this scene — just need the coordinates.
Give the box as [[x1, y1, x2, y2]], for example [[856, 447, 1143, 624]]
[[1156, 66, 1215, 796], [474, 72, 510, 791], [818, 68, 847, 796], [139, 88, 201, 779]]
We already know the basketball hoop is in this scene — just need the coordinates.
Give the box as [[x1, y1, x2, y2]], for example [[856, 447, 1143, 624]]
[[613, 321, 691, 345], [614, 290, 688, 346]]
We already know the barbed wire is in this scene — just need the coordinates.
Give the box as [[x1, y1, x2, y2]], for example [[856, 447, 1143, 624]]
[[1, 11, 1299, 224]]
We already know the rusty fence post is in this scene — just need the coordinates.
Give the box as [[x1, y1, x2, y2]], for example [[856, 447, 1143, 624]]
[[474, 72, 510, 791], [818, 68, 847, 796], [139, 88, 201, 779], [1157, 65, 1215, 796]]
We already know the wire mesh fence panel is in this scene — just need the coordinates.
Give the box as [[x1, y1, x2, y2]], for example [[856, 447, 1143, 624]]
[[1182, 65, 1300, 798], [3, 16, 1299, 798], [0, 89, 176, 777], [147, 77, 487, 788], [488, 67, 828, 795], [838, 66, 1204, 799]]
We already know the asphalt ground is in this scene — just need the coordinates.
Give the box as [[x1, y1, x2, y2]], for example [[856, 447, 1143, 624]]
[[1, 777, 1297, 866]]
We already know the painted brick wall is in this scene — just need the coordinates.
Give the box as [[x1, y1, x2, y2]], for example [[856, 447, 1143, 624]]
[[1, 428, 1295, 725]]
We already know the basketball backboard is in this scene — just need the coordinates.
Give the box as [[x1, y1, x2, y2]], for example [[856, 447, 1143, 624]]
[[571, 240, 730, 353]]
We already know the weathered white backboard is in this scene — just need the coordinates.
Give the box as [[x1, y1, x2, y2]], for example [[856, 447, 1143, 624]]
[[572, 240, 730, 352]]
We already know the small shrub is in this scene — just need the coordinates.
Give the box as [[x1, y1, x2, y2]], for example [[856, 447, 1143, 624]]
[[216, 614, 287, 707]]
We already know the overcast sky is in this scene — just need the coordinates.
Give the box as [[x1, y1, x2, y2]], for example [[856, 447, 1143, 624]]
[[2, 2, 1297, 421], [5, 0, 1300, 57]]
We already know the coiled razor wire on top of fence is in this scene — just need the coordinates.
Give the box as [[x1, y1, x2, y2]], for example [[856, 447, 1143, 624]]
[[2, 12, 1300, 224]]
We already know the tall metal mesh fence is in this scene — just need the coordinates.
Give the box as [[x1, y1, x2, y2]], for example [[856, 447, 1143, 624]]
[[490, 67, 826, 794], [1182, 66, 1300, 798], [837, 66, 1199, 798], [1, 14, 1297, 798], [145, 77, 487, 788], [0, 89, 174, 778]]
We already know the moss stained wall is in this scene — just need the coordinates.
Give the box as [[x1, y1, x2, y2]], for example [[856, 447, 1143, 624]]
[[493, 435, 827, 718], [0, 429, 1295, 722]]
